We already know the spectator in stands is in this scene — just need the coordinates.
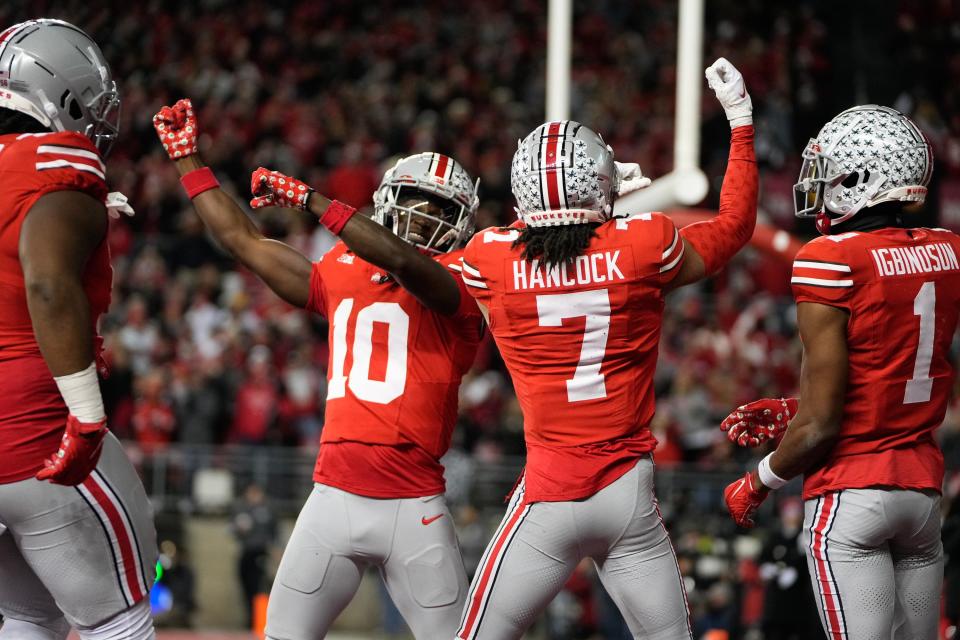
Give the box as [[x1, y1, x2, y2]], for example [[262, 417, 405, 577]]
[[230, 483, 277, 628], [229, 346, 280, 445]]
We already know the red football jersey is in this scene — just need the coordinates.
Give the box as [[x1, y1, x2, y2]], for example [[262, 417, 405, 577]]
[[461, 213, 685, 501], [306, 243, 482, 497], [791, 227, 960, 499], [0, 131, 112, 483]]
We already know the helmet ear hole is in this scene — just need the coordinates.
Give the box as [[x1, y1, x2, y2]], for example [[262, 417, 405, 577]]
[[68, 97, 82, 121], [841, 172, 861, 188]]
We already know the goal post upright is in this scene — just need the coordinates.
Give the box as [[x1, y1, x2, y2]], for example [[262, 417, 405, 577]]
[[614, 0, 710, 215], [546, 0, 572, 122]]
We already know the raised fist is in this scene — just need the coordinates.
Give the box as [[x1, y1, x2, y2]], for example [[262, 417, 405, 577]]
[[720, 397, 798, 447], [614, 161, 652, 196], [152, 98, 199, 160], [249, 167, 312, 210], [705, 58, 752, 128]]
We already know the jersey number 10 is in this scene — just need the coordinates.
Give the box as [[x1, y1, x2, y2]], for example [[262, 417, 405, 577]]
[[327, 299, 409, 404]]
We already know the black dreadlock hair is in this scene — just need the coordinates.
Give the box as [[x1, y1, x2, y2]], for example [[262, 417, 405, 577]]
[[0, 107, 49, 136], [513, 223, 600, 268]]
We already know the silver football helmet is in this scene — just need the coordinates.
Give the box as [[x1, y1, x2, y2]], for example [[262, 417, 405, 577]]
[[511, 121, 618, 227], [373, 152, 479, 254], [794, 105, 932, 234], [0, 19, 120, 155]]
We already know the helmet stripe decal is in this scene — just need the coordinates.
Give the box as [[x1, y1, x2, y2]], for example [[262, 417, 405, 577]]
[[542, 121, 567, 210], [434, 154, 450, 179], [0, 20, 38, 62], [432, 153, 452, 182]]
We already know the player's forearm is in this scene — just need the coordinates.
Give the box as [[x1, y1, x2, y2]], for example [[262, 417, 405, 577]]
[[307, 196, 461, 315], [25, 276, 95, 376], [679, 125, 758, 274], [174, 157, 264, 256], [767, 412, 840, 482]]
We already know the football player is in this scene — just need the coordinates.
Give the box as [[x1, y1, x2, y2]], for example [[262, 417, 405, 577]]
[[449, 58, 758, 639], [0, 19, 157, 640], [152, 99, 483, 638], [722, 105, 950, 640]]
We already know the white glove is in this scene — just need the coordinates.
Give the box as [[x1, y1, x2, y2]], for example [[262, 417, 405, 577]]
[[705, 57, 753, 129], [614, 161, 652, 196], [105, 191, 135, 219]]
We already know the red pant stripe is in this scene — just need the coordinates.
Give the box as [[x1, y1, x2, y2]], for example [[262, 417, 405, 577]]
[[457, 483, 530, 639], [78, 474, 147, 605], [810, 493, 846, 640]]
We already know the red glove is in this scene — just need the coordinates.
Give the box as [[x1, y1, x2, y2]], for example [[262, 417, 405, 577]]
[[249, 167, 312, 210], [720, 397, 798, 447], [35, 415, 108, 486], [724, 471, 768, 528], [152, 98, 199, 160]]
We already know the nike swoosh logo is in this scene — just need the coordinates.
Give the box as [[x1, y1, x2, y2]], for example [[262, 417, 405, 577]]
[[421, 514, 444, 525]]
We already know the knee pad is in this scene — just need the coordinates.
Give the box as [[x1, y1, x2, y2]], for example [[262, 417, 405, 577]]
[[76, 600, 154, 640], [0, 617, 71, 640]]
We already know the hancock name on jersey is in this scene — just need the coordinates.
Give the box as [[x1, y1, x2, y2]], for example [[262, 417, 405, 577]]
[[512, 250, 624, 291], [870, 242, 960, 277]]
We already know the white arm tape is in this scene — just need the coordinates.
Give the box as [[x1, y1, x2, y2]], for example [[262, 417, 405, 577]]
[[54, 362, 106, 423], [757, 452, 789, 490]]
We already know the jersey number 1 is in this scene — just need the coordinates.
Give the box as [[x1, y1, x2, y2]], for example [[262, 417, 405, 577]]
[[328, 299, 409, 404], [905, 281, 935, 404], [536, 290, 610, 402]]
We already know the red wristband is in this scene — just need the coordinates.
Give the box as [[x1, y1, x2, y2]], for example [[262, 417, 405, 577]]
[[319, 200, 357, 235], [180, 167, 220, 199]]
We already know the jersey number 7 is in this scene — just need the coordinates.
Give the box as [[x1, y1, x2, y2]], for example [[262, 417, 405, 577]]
[[536, 290, 610, 402]]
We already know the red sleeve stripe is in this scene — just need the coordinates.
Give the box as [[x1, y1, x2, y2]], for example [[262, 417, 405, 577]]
[[660, 238, 685, 273], [38, 144, 105, 171], [793, 259, 851, 273], [662, 228, 680, 260], [462, 274, 488, 289], [447, 262, 463, 272], [35, 159, 105, 180], [791, 276, 853, 288], [461, 259, 484, 280]]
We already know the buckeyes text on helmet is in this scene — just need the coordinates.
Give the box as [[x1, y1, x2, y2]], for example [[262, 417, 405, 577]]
[[372, 152, 480, 254], [793, 105, 933, 234], [511, 121, 618, 228], [0, 18, 120, 155]]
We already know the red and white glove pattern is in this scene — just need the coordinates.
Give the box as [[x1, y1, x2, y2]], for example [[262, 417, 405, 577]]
[[720, 397, 797, 447], [249, 167, 312, 210], [152, 98, 199, 160], [35, 415, 108, 486], [724, 471, 768, 528]]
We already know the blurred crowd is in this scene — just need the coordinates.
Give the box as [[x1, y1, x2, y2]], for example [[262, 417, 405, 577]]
[[5, 0, 960, 637]]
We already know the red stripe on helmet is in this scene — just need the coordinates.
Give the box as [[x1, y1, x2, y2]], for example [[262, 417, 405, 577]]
[[434, 154, 450, 180], [544, 122, 562, 209]]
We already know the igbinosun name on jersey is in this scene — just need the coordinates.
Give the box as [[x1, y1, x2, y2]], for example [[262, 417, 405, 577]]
[[870, 243, 960, 277], [512, 250, 624, 291]]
